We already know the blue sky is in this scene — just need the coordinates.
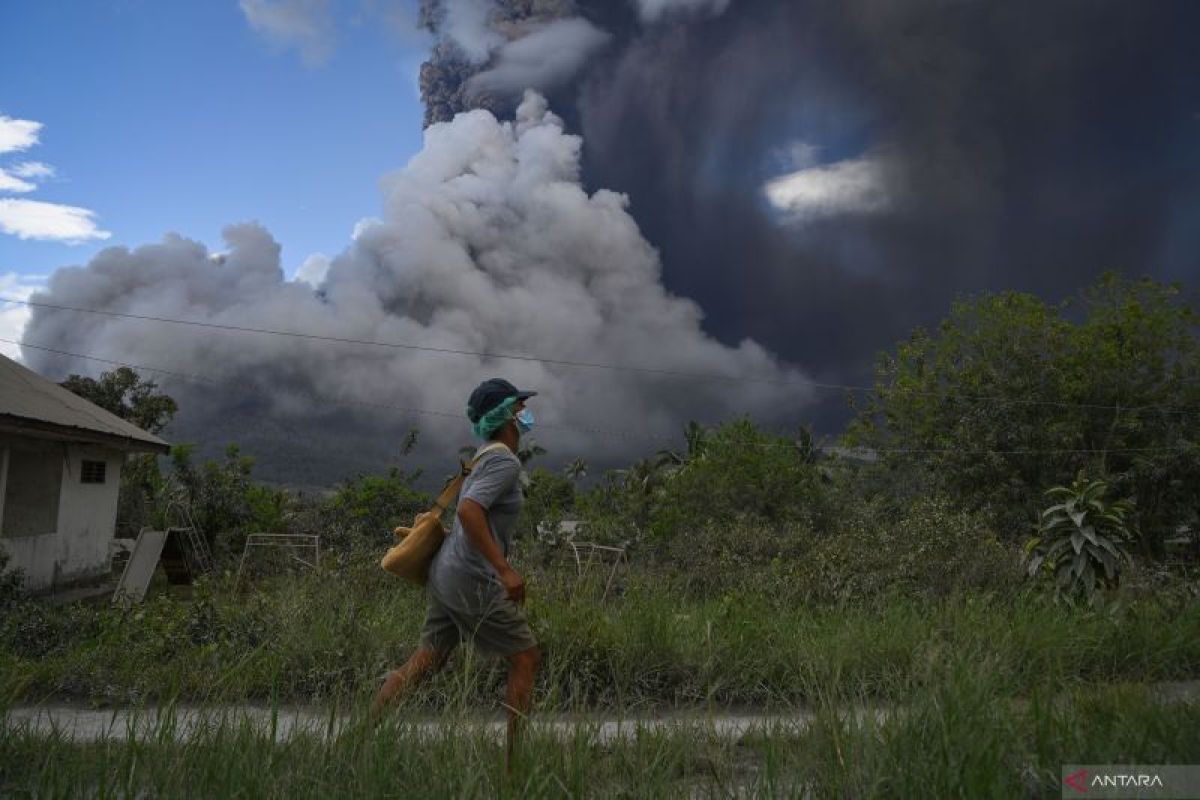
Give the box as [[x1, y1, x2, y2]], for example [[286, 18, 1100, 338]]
[[0, 0, 429, 297]]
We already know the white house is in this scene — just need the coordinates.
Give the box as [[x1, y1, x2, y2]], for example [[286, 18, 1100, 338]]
[[0, 354, 169, 592]]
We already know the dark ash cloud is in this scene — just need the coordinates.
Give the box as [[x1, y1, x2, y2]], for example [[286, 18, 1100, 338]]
[[419, 0, 1200, 429]]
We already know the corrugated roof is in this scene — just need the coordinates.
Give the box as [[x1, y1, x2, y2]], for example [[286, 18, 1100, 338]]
[[0, 354, 170, 453]]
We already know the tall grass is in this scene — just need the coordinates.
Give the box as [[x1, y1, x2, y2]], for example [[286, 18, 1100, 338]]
[[1, 664, 1196, 798], [2, 559, 1198, 711]]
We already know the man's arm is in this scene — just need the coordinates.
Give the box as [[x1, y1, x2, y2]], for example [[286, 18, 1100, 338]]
[[458, 498, 525, 604]]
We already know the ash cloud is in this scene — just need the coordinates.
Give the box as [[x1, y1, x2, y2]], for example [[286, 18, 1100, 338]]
[[418, 0, 595, 125], [24, 94, 810, 482], [25, 0, 1199, 480], [466, 17, 611, 100], [418, 0, 1200, 430]]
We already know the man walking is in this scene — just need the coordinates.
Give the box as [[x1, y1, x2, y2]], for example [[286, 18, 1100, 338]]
[[372, 378, 541, 767]]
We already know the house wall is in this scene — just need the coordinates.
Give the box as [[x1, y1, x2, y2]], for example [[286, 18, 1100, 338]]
[[0, 436, 125, 592]]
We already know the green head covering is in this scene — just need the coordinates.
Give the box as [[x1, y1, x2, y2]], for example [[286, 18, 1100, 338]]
[[470, 395, 518, 439]]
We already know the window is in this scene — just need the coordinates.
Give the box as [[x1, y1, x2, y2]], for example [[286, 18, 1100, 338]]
[[2, 441, 63, 538], [81, 460, 107, 484]]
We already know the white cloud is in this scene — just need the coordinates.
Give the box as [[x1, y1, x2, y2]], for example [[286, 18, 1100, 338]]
[[764, 155, 889, 222], [0, 116, 107, 244], [0, 199, 111, 243], [11, 161, 54, 179], [634, 0, 732, 23], [0, 162, 54, 193], [295, 252, 331, 287], [0, 169, 36, 194], [466, 18, 611, 98], [240, 0, 336, 66], [0, 115, 42, 155], [0, 272, 47, 361]]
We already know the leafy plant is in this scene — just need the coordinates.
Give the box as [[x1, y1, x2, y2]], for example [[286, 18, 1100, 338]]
[[323, 467, 429, 546], [845, 273, 1200, 546], [59, 366, 178, 434], [646, 419, 828, 539], [517, 466, 576, 541], [1024, 476, 1136, 602]]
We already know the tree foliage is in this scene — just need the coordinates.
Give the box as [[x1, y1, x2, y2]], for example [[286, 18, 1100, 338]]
[[846, 274, 1200, 553], [60, 367, 178, 434], [577, 419, 828, 543]]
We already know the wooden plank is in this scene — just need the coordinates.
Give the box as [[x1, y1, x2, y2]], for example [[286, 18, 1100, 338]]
[[112, 528, 167, 603]]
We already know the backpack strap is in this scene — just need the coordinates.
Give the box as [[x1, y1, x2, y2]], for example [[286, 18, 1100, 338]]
[[429, 442, 512, 516]]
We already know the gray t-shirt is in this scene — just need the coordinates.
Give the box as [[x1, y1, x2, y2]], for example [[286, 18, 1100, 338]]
[[427, 443, 523, 612]]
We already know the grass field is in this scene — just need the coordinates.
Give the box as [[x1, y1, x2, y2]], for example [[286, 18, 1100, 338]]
[[3, 556, 1199, 797], [2, 676, 1197, 798], [3, 558, 1199, 709]]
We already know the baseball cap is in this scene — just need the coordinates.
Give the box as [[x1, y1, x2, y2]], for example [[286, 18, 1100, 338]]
[[466, 378, 537, 423]]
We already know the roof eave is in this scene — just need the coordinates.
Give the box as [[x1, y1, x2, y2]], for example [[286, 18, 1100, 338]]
[[0, 415, 171, 455]]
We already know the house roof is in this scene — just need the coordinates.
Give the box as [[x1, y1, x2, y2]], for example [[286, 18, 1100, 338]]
[[0, 354, 170, 454]]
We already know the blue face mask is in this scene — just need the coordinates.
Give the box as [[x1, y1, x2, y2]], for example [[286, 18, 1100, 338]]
[[515, 407, 535, 433]]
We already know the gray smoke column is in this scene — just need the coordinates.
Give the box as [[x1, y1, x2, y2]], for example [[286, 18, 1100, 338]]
[[418, 0, 599, 125], [465, 17, 610, 100], [24, 93, 810, 480], [416, 0, 1200, 435], [418, 0, 605, 118]]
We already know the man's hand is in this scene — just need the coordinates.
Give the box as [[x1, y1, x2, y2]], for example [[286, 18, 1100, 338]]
[[498, 567, 526, 605]]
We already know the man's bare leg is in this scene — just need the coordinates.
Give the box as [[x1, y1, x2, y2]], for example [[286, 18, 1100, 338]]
[[370, 646, 447, 723], [503, 646, 540, 770]]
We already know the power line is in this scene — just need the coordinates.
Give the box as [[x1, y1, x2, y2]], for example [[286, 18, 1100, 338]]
[[3, 295, 1195, 416], [0, 336, 668, 444], [0, 296, 784, 385], [4, 336, 1191, 458]]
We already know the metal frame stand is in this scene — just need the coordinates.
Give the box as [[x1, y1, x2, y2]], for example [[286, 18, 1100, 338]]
[[565, 540, 627, 601], [235, 533, 321, 589], [164, 499, 214, 576]]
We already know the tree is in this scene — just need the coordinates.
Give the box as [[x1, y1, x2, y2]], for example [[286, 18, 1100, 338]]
[[563, 458, 588, 482], [60, 367, 177, 434], [845, 273, 1200, 554]]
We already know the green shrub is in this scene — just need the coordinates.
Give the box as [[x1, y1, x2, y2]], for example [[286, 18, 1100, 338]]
[[649, 419, 827, 539], [517, 467, 576, 542], [790, 494, 1023, 604], [316, 468, 430, 549], [1024, 476, 1136, 603]]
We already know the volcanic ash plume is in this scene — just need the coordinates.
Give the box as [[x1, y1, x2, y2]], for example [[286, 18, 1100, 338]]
[[24, 93, 811, 476], [417, 0, 608, 125]]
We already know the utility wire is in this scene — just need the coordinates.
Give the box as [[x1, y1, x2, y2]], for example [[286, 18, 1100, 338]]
[[3, 295, 1195, 416], [4, 336, 1191, 458], [1, 336, 668, 444]]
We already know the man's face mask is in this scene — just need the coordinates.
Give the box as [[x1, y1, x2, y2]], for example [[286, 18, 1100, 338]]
[[515, 407, 535, 433]]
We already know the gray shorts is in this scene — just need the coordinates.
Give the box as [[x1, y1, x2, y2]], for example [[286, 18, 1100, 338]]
[[419, 588, 537, 659]]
